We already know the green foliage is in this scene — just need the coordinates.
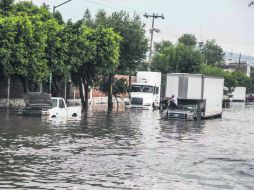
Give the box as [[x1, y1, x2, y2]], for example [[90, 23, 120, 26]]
[[92, 10, 148, 75], [200, 64, 252, 90], [201, 39, 225, 66], [0, 0, 14, 16], [67, 20, 121, 110], [178, 34, 197, 47], [151, 40, 202, 74], [151, 45, 175, 74], [94, 27, 122, 75], [0, 15, 48, 82], [13, 1, 52, 21], [100, 77, 128, 96], [175, 43, 202, 73], [154, 40, 173, 53]]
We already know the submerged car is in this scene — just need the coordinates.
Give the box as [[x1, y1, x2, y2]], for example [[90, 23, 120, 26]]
[[165, 99, 205, 121], [18, 92, 81, 119]]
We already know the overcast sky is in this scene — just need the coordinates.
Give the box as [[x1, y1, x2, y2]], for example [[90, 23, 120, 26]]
[[30, 0, 254, 56]]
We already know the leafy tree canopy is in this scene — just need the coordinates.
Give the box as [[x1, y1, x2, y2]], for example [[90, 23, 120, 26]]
[[178, 33, 197, 47], [201, 39, 225, 66]]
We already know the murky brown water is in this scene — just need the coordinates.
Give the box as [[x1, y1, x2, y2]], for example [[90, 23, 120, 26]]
[[0, 103, 253, 190]]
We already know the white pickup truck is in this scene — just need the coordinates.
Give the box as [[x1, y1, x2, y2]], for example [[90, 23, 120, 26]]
[[43, 97, 82, 119], [20, 92, 81, 119]]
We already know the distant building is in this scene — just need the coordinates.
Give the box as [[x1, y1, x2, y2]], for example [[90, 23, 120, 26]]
[[221, 58, 251, 77]]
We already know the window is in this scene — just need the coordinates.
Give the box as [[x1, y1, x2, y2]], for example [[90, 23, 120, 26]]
[[59, 99, 65, 108], [131, 85, 142, 92], [142, 86, 153, 93], [131, 85, 154, 93], [52, 99, 57, 108]]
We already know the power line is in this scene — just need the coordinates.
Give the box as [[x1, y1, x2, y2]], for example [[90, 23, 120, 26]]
[[83, 0, 126, 11], [95, 0, 141, 13]]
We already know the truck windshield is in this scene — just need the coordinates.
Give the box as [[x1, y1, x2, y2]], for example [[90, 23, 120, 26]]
[[131, 85, 154, 93], [178, 104, 197, 111], [52, 99, 57, 108]]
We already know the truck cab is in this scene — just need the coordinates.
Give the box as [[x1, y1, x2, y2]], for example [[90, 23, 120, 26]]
[[166, 99, 205, 121], [44, 97, 81, 119], [125, 83, 160, 109], [125, 71, 161, 109], [19, 92, 81, 119]]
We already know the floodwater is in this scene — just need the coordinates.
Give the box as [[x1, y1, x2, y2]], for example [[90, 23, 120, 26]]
[[0, 103, 253, 190]]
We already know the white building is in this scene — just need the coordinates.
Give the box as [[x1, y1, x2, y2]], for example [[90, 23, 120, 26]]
[[222, 59, 251, 77]]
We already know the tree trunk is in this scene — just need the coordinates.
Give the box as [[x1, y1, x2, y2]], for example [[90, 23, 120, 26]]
[[67, 82, 70, 100], [128, 73, 132, 98], [78, 77, 85, 112], [82, 75, 89, 112], [33, 83, 38, 92], [52, 77, 61, 97], [21, 78, 29, 93], [108, 74, 113, 111], [114, 94, 119, 108]]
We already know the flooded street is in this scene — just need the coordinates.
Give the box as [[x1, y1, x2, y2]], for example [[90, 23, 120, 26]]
[[0, 103, 253, 190]]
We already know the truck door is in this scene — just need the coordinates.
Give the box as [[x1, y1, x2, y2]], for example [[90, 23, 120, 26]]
[[58, 98, 67, 117]]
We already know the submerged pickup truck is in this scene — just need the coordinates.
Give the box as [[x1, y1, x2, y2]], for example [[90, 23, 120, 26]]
[[19, 92, 81, 119], [166, 99, 204, 121]]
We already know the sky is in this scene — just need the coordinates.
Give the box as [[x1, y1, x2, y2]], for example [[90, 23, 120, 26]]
[[29, 0, 254, 56]]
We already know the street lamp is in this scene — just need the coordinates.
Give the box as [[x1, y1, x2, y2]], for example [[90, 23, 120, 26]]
[[53, 0, 72, 15], [49, 0, 72, 95]]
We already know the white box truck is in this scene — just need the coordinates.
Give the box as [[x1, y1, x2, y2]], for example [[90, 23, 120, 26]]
[[165, 73, 224, 120], [125, 71, 161, 109], [232, 87, 246, 102]]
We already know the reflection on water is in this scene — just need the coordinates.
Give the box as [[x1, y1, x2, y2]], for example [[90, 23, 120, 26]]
[[0, 102, 253, 190]]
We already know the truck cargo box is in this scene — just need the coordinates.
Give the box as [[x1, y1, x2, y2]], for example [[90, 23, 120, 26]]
[[165, 73, 224, 119]]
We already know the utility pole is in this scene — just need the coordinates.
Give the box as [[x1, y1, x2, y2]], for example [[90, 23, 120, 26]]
[[238, 53, 242, 70], [144, 13, 164, 71]]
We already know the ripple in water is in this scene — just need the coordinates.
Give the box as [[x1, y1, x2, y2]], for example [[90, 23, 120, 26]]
[[0, 103, 253, 189]]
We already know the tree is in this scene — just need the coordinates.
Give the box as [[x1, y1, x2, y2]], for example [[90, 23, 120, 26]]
[[178, 34, 197, 47], [151, 45, 175, 74], [175, 43, 202, 73], [66, 21, 96, 111], [13, 1, 52, 21], [94, 27, 121, 110], [200, 64, 252, 91], [99, 77, 128, 108], [154, 40, 173, 53], [0, 15, 48, 92], [151, 41, 202, 74], [93, 10, 148, 83], [201, 39, 225, 66], [82, 9, 94, 27], [0, 0, 14, 16], [43, 19, 67, 96]]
